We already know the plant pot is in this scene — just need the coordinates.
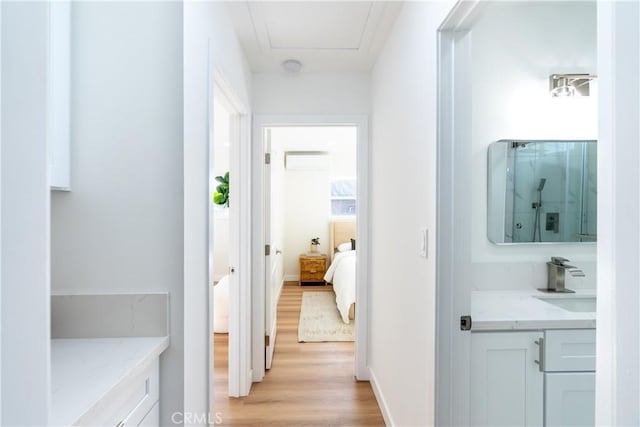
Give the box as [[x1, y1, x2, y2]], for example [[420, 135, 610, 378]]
[[310, 244, 319, 253]]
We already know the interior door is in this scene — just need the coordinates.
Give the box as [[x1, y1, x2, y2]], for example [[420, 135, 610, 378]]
[[264, 129, 286, 370], [264, 130, 276, 369]]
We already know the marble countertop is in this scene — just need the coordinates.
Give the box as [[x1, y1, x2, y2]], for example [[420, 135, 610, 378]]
[[51, 336, 170, 426], [471, 289, 596, 331]]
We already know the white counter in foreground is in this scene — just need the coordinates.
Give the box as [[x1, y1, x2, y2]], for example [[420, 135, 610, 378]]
[[471, 289, 596, 331], [51, 336, 170, 426]]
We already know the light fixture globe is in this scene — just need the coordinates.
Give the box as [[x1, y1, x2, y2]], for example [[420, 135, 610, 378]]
[[282, 59, 303, 73], [549, 73, 596, 97], [550, 77, 577, 97]]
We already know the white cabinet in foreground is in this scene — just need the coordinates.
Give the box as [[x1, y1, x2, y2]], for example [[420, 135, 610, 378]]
[[73, 358, 160, 426], [470, 331, 544, 426], [471, 329, 595, 427]]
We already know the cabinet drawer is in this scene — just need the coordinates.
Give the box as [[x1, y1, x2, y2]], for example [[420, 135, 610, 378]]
[[301, 259, 325, 272], [78, 358, 160, 426], [544, 329, 596, 372], [301, 271, 325, 281]]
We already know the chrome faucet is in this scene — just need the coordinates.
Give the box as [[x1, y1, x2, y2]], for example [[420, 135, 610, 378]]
[[538, 257, 585, 293]]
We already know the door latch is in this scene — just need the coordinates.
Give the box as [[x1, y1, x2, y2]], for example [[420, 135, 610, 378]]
[[460, 315, 472, 331]]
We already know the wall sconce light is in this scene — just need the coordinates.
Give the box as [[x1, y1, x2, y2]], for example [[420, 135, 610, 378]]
[[549, 74, 597, 97]]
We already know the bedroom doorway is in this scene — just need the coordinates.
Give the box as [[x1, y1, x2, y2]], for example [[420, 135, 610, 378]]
[[265, 127, 357, 369], [211, 94, 234, 401], [208, 72, 252, 406], [251, 116, 370, 383]]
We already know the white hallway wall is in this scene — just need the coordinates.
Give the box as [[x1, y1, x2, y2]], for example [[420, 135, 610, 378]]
[[50, 3, 184, 424], [184, 0, 253, 420], [1, 2, 50, 424], [369, 2, 455, 425], [252, 73, 369, 115]]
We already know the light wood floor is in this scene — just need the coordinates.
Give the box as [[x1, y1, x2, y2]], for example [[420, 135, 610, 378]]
[[213, 282, 384, 426]]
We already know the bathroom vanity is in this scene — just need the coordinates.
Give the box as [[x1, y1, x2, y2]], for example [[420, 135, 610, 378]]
[[470, 290, 596, 426], [51, 337, 168, 426], [50, 293, 170, 426]]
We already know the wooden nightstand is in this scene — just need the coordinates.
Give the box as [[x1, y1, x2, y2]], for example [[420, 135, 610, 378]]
[[299, 254, 328, 286]]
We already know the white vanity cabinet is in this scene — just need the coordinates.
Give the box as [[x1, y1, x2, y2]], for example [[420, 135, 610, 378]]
[[471, 329, 595, 427], [470, 331, 544, 426], [73, 357, 160, 426], [543, 330, 596, 427]]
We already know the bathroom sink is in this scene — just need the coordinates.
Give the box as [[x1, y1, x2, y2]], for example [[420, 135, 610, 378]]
[[537, 296, 597, 312]]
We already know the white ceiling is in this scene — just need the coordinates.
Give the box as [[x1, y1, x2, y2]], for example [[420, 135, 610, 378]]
[[226, 1, 403, 73]]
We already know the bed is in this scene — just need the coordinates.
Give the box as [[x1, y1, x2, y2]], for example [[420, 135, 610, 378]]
[[323, 219, 356, 324]]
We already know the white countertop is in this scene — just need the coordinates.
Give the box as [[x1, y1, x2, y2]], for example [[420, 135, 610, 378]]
[[471, 289, 596, 331], [51, 336, 170, 426]]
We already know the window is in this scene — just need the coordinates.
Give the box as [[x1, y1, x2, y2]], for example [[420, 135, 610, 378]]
[[331, 177, 356, 216]]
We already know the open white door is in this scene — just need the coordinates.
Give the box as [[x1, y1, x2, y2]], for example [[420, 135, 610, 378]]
[[264, 129, 285, 369], [263, 129, 275, 369]]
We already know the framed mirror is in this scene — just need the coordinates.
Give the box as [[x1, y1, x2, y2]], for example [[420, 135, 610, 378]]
[[488, 140, 597, 244]]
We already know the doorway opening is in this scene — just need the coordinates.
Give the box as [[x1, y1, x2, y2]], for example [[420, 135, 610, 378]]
[[264, 126, 358, 371], [436, 2, 598, 425], [211, 95, 233, 401], [208, 71, 252, 411], [251, 116, 370, 383]]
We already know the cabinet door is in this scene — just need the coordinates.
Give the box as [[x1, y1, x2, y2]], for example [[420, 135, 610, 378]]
[[545, 372, 595, 427], [138, 401, 160, 426], [471, 332, 544, 426]]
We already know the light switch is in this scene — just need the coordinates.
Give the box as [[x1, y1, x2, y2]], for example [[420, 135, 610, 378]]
[[419, 228, 428, 258]]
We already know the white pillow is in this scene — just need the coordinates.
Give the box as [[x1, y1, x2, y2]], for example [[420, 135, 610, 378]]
[[337, 242, 352, 252]]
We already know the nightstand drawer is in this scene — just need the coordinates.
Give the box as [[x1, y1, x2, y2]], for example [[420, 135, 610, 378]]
[[301, 259, 325, 272], [301, 271, 325, 281]]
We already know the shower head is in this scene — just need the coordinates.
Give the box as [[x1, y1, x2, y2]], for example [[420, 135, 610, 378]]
[[537, 178, 547, 192]]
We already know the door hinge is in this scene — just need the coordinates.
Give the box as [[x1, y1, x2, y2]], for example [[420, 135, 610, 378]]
[[265, 153, 271, 164], [460, 315, 472, 331], [265, 335, 270, 347], [265, 244, 271, 256]]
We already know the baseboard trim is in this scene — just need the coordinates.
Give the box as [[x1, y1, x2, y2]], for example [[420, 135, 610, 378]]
[[284, 274, 299, 282], [369, 367, 394, 426]]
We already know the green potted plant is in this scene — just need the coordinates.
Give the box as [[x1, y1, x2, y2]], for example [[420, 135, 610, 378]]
[[310, 237, 320, 253], [213, 171, 229, 208]]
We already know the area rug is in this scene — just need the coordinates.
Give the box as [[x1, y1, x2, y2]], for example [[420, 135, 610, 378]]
[[298, 292, 355, 342]]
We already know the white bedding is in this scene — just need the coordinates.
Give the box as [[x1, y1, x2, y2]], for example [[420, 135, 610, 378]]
[[323, 250, 356, 324]]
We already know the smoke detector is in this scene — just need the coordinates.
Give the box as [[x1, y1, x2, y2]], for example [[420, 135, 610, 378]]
[[282, 59, 303, 73]]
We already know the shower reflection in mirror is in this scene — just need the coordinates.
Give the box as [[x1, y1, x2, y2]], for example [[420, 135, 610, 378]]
[[488, 140, 597, 244]]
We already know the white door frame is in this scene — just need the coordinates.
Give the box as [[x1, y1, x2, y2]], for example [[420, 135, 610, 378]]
[[595, 2, 640, 424], [435, 2, 483, 425], [251, 115, 370, 382], [208, 67, 253, 405]]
